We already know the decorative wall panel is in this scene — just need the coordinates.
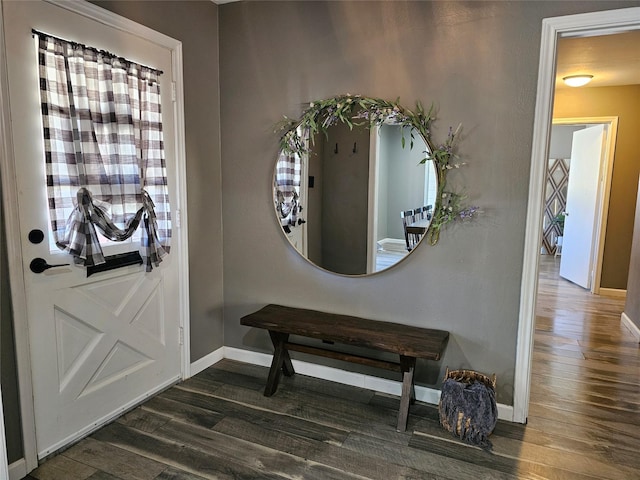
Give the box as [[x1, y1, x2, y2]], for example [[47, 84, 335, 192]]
[[542, 158, 570, 255]]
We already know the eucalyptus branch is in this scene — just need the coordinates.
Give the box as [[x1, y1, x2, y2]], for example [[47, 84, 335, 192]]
[[275, 94, 479, 244]]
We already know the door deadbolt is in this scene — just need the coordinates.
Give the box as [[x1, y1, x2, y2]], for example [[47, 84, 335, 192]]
[[28, 229, 45, 244]]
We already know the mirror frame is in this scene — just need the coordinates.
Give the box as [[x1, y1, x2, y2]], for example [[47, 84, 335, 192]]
[[277, 94, 475, 247]]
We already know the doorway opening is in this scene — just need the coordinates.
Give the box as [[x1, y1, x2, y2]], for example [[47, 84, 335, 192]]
[[514, 6, 640, 424]]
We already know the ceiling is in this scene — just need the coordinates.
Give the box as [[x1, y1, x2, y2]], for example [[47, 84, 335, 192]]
[[555, 30, 640, 89]]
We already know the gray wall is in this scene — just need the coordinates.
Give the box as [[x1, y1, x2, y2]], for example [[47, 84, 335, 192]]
[[92, 1, 224, 362], [381, 125, 429, 240], [316, 123, 370, 275], [219, 0, 637, 405], [625, 176, 640, 330], [549, 125, 584, 159]]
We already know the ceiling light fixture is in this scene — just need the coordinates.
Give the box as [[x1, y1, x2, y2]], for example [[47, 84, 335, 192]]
[[562, 74, 594, 87]]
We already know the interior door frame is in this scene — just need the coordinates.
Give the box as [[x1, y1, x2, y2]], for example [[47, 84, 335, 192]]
[[0, 383, 8, 480], [514, 6, 640, 424], [0, 0, 190, 474], [553, 117, 618, 295], [366, 125, 380, 274]]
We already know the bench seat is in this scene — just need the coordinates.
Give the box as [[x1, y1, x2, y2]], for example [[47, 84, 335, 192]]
[[240, 304, 449, 431]]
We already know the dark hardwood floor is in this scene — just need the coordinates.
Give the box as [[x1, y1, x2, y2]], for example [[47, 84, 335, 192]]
[[25, 256, 639, 479]]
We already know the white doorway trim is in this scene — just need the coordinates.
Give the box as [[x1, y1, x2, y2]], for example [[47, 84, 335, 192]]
[[0, 0, 190, 471], [0, 384, 8, 480], [366, 126, 380, 274], [514, 6, 640, 424], [553, 116, 618, 295]]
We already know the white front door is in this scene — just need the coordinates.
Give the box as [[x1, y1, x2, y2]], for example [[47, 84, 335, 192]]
[[559, 124, 606, 289], [2, 0, 185, 458]]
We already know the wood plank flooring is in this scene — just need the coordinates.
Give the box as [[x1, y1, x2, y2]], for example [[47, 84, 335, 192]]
[[24, 255, 639, 479]]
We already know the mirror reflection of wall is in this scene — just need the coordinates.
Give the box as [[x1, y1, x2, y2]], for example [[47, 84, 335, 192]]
[[308, 122, 370, 275], [376, 124, 436, 244]]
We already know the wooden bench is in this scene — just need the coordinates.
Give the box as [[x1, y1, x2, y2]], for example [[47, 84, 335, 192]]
[[240, 304, 449, 432]]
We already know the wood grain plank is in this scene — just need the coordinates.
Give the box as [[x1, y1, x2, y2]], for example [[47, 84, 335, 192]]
[[116, 407, 172, 433], [202, 381, 405, 437], [63, 437, 168, 480], [162, 385, 349, 445], [28, 454, 98, 480], [152, 419, 366, 480], [179, 366, 264, 392], [408, 433, 601, 480], [153, 467, 209, 480], [412, 415, 638, 480], [87, 472, 125, 480], [140, 394, 225, 429], [341, 432, 519, 480], [212, 416, 439, 480], [91, 422, 286, 480]]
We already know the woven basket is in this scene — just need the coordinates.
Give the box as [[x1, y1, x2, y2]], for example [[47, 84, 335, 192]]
[[443, 368, 496, 390], [438, 367, 498, 449]]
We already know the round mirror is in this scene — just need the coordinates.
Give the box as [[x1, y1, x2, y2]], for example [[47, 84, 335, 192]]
[[273, 95, 453, 276], [274, 121, 437, 275]]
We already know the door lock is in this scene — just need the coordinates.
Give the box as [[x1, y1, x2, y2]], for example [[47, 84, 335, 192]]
[[28, 229, 45, 244]]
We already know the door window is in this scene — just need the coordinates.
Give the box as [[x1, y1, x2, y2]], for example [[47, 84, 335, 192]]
[[35, 31, 171, 271]]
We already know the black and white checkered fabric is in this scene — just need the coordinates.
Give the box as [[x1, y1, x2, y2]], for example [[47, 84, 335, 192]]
[[274, 152, 302, 227], [36, 32, 171, 271]]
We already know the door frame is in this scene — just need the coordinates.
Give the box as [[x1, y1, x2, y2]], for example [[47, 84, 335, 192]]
[[0, 383, 8, 480], [514, 6, 640, 424], [366, 125, 380, 274], [0, 0, 190, 473], [553, 117, 618, 295]]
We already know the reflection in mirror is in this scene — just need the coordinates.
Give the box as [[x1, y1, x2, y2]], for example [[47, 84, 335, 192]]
[[274, 122, 436, 276], [274, 94, 475, 277]]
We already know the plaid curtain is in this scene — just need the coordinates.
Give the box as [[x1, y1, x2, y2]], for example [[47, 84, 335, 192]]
[[35, 31, 170, 271], [274, 151, 302, 228]]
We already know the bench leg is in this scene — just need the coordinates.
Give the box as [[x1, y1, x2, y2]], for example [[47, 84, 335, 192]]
[[397, 356, 416, 432], [265, 331, 295, 397]]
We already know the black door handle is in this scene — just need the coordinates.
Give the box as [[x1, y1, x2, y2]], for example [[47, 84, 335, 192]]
[[30, 257, 70, 274]]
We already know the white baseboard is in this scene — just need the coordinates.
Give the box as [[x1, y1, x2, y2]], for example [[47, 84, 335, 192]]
[[190, 347, 225, 376], [621, 312, 640, 341], [9, 458, 26, 480], [223, 347, 514, 422], [378, 238, 406, 253], [599, 288, 627, 299]]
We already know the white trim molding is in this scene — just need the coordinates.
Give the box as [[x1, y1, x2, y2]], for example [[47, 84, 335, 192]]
[[8, 459, 27, 480], [621, 312, 640, 341], [224, 347, 514, 422], [0, 0, 39, 470], [599, 288, 627, 299], [190, 347, 225, 376], [0, 384, 8, 480], [516, 6, 640, 425]]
